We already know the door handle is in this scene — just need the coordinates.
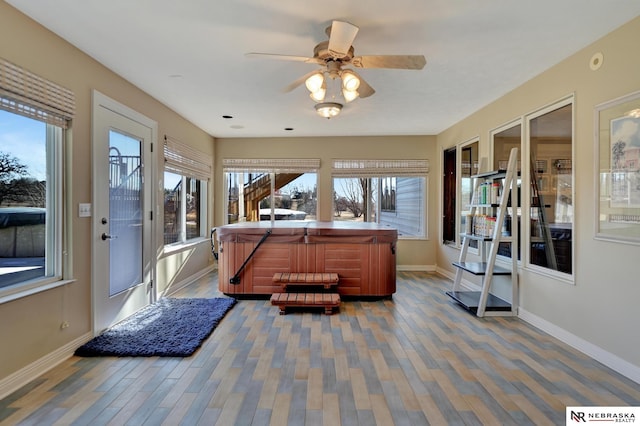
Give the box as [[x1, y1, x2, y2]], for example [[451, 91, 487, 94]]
[[101, 233, 117, 241]]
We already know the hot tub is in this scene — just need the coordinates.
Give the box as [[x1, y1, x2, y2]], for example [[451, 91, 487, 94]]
[[217, 221, 397, 297]]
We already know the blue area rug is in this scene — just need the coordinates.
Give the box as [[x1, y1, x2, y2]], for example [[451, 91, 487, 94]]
[[74, 297, 236, 357]]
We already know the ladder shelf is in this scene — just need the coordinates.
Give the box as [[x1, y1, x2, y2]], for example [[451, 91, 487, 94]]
[[446, 147, 519, 317]]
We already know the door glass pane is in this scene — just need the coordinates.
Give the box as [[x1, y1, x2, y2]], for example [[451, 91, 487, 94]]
[[109, 130, 143, 295], [529, 104, 573, 274]]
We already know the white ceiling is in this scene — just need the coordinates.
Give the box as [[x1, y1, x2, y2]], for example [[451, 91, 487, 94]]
[[7, 0, 640, 138]]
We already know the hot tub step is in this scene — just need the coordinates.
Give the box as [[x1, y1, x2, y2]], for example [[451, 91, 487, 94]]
[[272, 272, 339, 290], [270, 292, 340, 315]]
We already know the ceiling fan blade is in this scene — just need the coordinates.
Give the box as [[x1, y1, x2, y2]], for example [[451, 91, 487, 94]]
[[349, 71, 375, 98], [245, 53, 323, 65], [282, 70, 323, 93], [352, 55, 427, 70], [327, 20, 359, 57]]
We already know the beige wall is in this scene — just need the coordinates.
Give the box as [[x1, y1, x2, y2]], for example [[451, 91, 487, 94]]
[[214, 136, 438, 268], [0, 2, 214, 386], [437, 16, 640, 373]]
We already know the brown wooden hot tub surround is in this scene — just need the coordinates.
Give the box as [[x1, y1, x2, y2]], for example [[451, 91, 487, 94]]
[[217, 221, 397, 297]]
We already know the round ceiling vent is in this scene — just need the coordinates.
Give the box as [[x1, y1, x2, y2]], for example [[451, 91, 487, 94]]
[[590, 52, 603, 71]]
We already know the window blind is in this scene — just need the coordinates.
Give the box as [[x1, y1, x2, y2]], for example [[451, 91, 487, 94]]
[[332, 159, 429, 177], [164, 135, 213, 181], [223, 158, 320, 173], [0, 58, 75, 128]]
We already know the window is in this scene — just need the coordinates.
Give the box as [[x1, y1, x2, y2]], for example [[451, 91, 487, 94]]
[[460, 141, 479, 249], [223, 159, 319, 223], [381, 177, 396, 212], [163, 136, 211, 245], [442, 140, 478, 247], [0, 58, 74, 298], [332, 159, 428, 238], [442, 148, 456, 244], [492, 122, 522, 261], [164, 173, 205, 244], [526, 101, 573, 276], [333, 177, 380, 223]]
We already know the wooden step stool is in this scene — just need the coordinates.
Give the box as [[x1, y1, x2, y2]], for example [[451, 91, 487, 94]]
[[270, 292, 341, 315], [272, 272, 339, 291], [271, 272, 340, 315]]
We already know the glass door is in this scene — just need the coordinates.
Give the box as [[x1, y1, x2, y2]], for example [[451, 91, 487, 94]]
[[92, 92, 156, 333], [107, 131, 144, 296]]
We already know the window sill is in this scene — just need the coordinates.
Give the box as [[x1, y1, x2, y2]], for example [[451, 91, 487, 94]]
[[524, 264, 575, 285], [398, 235, 428, 241], [0, 277, 77, 305], [162, 237, 210, 256]]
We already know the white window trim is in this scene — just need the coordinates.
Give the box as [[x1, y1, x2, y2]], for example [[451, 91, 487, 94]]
[[0, 121, 68, 303], [0, 58, 74, 303], [163, 135, 211, 247], [163, 174, 208, 246], [522, 94, 575, 282], [331, 158, 429, 240], [162, 235, 210, 256]]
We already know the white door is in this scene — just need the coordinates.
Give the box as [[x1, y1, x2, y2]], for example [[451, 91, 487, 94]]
[[92, 91, 156, 333]]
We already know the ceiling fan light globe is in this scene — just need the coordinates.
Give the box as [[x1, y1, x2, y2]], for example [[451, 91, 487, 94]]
[[341, 71, 360, 91], [342, 88, 359, 103], [305, 73, 325, 93], [315, 102, 342, 118], [309, 88, 326, 102]]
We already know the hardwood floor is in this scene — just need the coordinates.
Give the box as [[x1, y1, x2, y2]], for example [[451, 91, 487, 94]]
[[1, 271, 639, 425]]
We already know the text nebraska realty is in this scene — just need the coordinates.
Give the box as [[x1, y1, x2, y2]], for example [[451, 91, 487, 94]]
[[572, 411, 635, 422]]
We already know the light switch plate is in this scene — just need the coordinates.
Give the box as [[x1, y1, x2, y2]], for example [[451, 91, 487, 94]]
[[78, 203, 92, 217]]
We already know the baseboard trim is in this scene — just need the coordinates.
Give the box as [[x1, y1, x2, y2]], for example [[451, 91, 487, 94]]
[[397, 264, 437, 272], [435, 266, 454, 280], [435, 267, 480, 291], [0, 332, 92, 400], [163, 264, 216, 298], [518, 308, 640, 385]]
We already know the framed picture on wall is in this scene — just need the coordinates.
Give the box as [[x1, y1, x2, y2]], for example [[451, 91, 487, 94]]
[[610, 115, 640, 207], [595, 89, 640, 244]]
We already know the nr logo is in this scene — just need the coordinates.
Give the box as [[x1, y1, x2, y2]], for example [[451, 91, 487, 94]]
[[571, 411, 586, 422]]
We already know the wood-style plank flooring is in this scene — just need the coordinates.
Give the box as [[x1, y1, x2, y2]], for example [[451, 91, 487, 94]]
[[1, 271, 639, 425]]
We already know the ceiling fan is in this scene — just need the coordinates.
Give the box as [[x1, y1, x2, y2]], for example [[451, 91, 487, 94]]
[[246, 20, 427, 118]]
